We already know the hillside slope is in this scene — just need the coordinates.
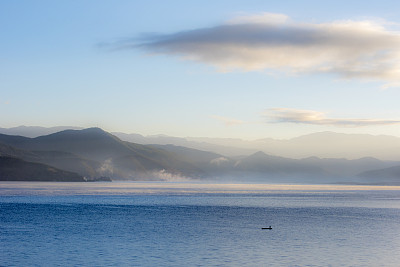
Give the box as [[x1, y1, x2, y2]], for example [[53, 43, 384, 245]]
[[0, 156, 85, 182]]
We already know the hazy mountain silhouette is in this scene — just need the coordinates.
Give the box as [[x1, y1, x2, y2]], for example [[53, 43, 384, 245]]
[[113, 131, 400, 161], [235, 151, 322, 173], [358, 165, 400, 185], [185, 132, 400, 161], [149, 144, 222, 164], [224, 151, 329, 183], [277, 132, 400, 160], [4, 126, 400, 160], [299, 156, 398, 177], [112, 132, 256, 156], [1, 127, 400, 184]]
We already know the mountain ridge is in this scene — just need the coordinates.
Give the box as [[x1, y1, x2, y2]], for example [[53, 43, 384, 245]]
[[1, 127, 400, 184], [3, 126, 400, 160], [0, 128, 221, 180]]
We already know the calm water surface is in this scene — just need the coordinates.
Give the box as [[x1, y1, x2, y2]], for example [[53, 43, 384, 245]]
[[1, 182, 400, 266]]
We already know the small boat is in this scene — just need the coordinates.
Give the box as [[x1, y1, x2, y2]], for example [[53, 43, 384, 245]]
[[262, 226, 272, 230]]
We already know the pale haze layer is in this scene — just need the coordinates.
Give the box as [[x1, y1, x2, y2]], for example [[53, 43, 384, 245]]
[[2, 0, 400, 141]]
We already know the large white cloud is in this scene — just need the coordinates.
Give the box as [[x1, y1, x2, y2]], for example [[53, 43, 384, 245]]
[[264, 108, 400, 127], [120, 12, 400, 87]]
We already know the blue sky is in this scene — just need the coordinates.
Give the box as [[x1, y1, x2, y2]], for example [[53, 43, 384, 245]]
[[2, 0, 400, 139]]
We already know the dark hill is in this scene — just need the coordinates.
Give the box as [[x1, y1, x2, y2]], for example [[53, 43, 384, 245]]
[[0, 156, 85, 182], [0, 142, 101, 179]]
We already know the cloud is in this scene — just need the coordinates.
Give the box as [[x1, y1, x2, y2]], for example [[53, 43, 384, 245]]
[[210, 157, 229, 166], [147, 169, 189, 181], [116, 12, 400, 87], [210, 115, 244, 126], [264, 108, 400, 127], [98, 158, 114, 176]]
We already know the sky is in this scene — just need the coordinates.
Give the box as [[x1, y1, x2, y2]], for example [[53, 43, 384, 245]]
[[2, 0, 400, 140]]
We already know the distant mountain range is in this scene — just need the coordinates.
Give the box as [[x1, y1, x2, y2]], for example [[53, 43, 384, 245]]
[[4, 125, 400, 160], [112, 131, 400, 161], [0, 126, 400, 184]]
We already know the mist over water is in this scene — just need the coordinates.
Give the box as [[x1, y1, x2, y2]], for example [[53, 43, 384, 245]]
[[1, 182, 400, 266]]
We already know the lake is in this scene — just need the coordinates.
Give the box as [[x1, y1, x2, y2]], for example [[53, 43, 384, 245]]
[[1, 181, 400, 266]]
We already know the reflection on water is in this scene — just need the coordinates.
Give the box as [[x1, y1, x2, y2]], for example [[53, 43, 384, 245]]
[[1, 181, 400, 195], [1, 181, 400, 209]]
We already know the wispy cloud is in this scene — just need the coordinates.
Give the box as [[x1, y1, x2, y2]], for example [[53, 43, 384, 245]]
[[147, 169, 189, 182], [264, 108, 400, 127], [210, 115, 244, 126], [115, 12, 400, 87]]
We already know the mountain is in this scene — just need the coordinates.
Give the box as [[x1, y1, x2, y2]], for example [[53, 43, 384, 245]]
[[147, 144, 235, 177], [0, 126, 82, 138], [114, 131, 400, 161], [0, 128, 136, 162], [358, 165, 400, 185], [0, 142, 37, 159], [149, 144, 222, 164], [4, 126, 400, 160], [299, 156, 398, 177], [0, 156, 84, 182], [217, 151, 400, 184], [0, 127, 157, 162], [279, 132, 400, 160], [112, 132, 256, 156], [0, 142, 101, 179], [188, 132, 400, 161], [0, 128, 213, 180], [228, 151, 329, 183], [1, 127, 400, 184], [235, 151, 319, 173]]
